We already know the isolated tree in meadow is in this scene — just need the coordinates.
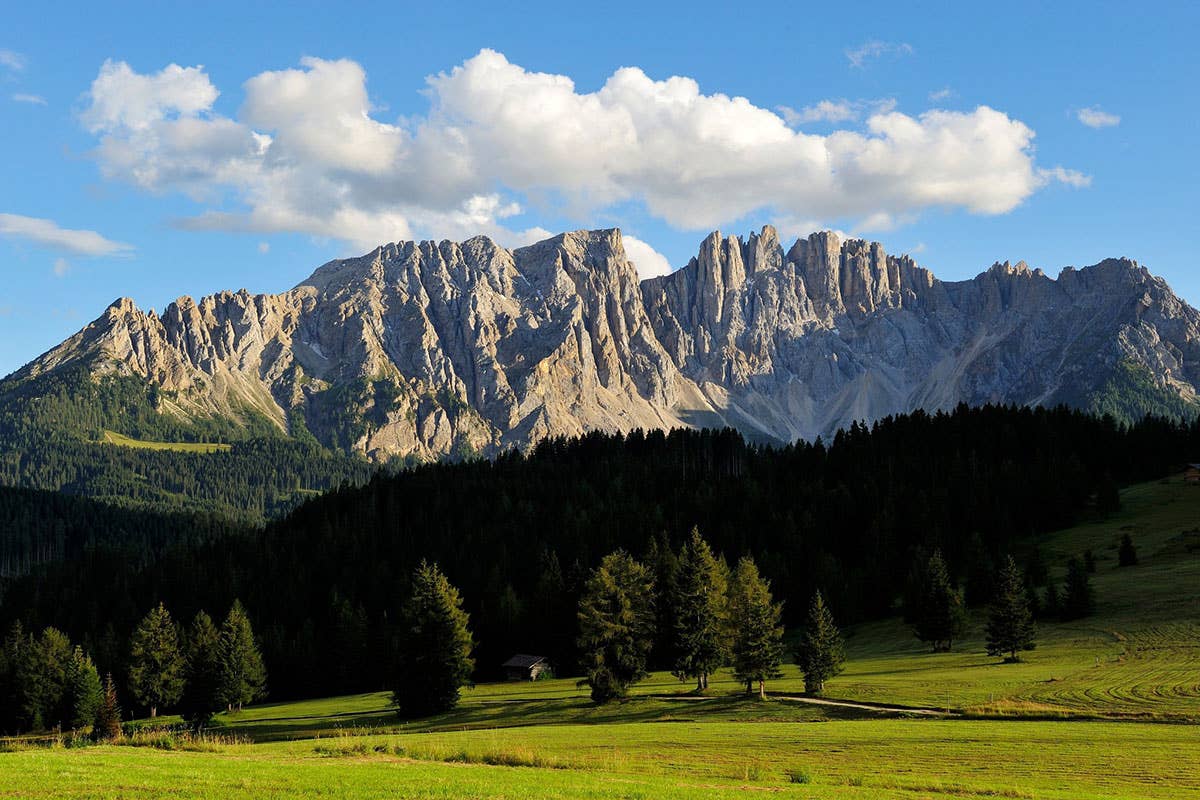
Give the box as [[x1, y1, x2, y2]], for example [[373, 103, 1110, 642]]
[[1118, 534, 1138, 567], [63, 646, 102, 730], [128, 604, 185, 718], [914, 550, 968, 652], [1060, 557, 1096, 620], [728, 556, 784, 699], [578, 550, 656, 703], [985, 556, 1037, 662], [93, 673, 122, 740], [180, 611, 224, 729], [393, 561, 475, 718], [672, 528, 730, 691], [795, 590, 845, 694], [219, 600, 267, 712]]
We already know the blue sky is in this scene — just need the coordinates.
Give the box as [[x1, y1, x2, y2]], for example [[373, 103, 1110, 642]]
[[1, 0, 1197, 377]]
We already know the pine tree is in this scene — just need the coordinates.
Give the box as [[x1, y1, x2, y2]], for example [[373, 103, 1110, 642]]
[[795, 590, 845, 694], [63, 646, 102, 730], [219, 600, 267, 712], [180, 611, 224, 729], [1042, 583, 1061, 619], [1060, 557, 1096, 620], [671, 528, 729, 691], [128, 604, 185, 718], [31, 627, 72, 730], [393, 561, 475, 718], [985, 556, 1036, 662], [728, 557, 784, 699], [914, 551, 968, 652], [0, 622, 20, 733], [93, 673, 122, 741], [577, 550, 655, 703], [1118, 534, 1138, 567]]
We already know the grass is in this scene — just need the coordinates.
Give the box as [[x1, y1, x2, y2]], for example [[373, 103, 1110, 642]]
[[1, 475, 1198, 798], [99, 429, 232, 453]]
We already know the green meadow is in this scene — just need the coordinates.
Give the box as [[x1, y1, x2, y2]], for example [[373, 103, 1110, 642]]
[[2, 476, 1198, 798], [100, 430, 232, 453]]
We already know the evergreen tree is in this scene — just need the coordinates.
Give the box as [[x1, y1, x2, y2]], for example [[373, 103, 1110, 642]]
[[393, 561, 474, 718], [985, 556, 1037, 662], [577, 550, 655, 703], [180, 611, 224, 729], [1097, 474, 1121, 514], [63, 646, 102, 730], [219, 600, 267, 712], [128, 604, 185, 718], [1061, 557, 1096, 620], [93, 673, 122, 741], [728, 557, 784, 699], [1118, 534, 1138, 567], [914, 551, 968, 652], [24, 627, 72, 730], [0, 622, 24, 733], [671, 528, 729, 691], [795, 590, 845, 694], [644, 532, 678, 671]]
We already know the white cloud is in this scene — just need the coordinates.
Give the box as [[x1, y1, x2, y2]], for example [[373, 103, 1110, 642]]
[[845, 41, 914, 69], [1038, 166, 1092, 188], [1077, 106, 1120, 128], [12, 93, 46, 105], [778, 100, 856, 125], [53, 257, 71, 277], [0, 213, 134, 256], [80, 50, 1081, 255], [623, 234, 674, 279], [928, 87, 954, 102], [257, 241, 270, 254], [0, 49, 25, 72]]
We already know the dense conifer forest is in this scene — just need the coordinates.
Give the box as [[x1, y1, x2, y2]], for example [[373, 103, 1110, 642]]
[[1, 404, 1197, 703], [0, 368, 373, 520]]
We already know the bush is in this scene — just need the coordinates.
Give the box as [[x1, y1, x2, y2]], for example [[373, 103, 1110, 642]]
[[786, 766, 813, 784]]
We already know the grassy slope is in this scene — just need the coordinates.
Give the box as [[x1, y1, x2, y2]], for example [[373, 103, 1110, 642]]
[[101, 430, 233, 453], [3, 476, 1199, 798]]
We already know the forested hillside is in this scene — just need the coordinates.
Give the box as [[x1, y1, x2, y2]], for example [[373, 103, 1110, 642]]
[[2, 404, 1195, 701], [0, 367, 374, 520]]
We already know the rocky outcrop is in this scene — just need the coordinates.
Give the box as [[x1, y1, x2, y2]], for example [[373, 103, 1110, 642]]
[[11, 226, 1200, 459]]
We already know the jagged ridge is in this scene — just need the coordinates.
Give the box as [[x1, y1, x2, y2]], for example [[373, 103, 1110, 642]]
[[9, 227, 1200, 459]]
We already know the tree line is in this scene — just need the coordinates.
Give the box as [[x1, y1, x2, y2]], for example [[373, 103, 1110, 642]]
[[0, 600, 265, 735], [0, 404, 1188, 702]]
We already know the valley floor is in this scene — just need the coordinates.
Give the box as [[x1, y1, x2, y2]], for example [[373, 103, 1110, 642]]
[[2, 477, 1198, 798]]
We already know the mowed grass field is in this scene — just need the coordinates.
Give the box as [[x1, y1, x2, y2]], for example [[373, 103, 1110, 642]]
[[1, 476, 1198, 798], [100, 430, 232, 453]]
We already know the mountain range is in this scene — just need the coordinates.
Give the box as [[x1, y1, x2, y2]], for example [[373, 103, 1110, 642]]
[[6, 226, 1199, 461]]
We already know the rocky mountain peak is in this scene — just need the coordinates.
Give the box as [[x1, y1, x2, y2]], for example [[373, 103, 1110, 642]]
[[9, 227, 1199, 459]]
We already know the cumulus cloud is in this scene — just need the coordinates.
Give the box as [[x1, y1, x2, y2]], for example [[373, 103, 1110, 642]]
[[928, 87, 954, 102], [12, 93, 46, 105], [623, 234, 674, 279], [845, 41, 913, 69], [80, 49, 1084, 255], [1077, 106, 1120, 128], [0, 213, 134, 256]]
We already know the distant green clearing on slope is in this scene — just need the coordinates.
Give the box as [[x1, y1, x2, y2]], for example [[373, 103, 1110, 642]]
[[100, 430, 232, 453]]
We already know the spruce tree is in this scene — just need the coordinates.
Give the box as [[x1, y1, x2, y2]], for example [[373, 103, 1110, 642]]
[[577, 550, 655, 703], [64, 646, 102, 730], [32, 627, 72, 730], [393, 561, 475, 718], [0, 622, 19, 733], [94, 673, 122, 741], [180, 611, 224, 729], [729, 557, 784, 699], [219, 600, 267, 712], [1042, 582, 1061, 619], [671, 528, 729, 691], [914, 550, 968, 652], [128, 604, 185, 718], [985, 556, 1036, 662], [795, 590, 845, 694], [1060, 557, 1096, 620], [1118, 534, 1138, 567]]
